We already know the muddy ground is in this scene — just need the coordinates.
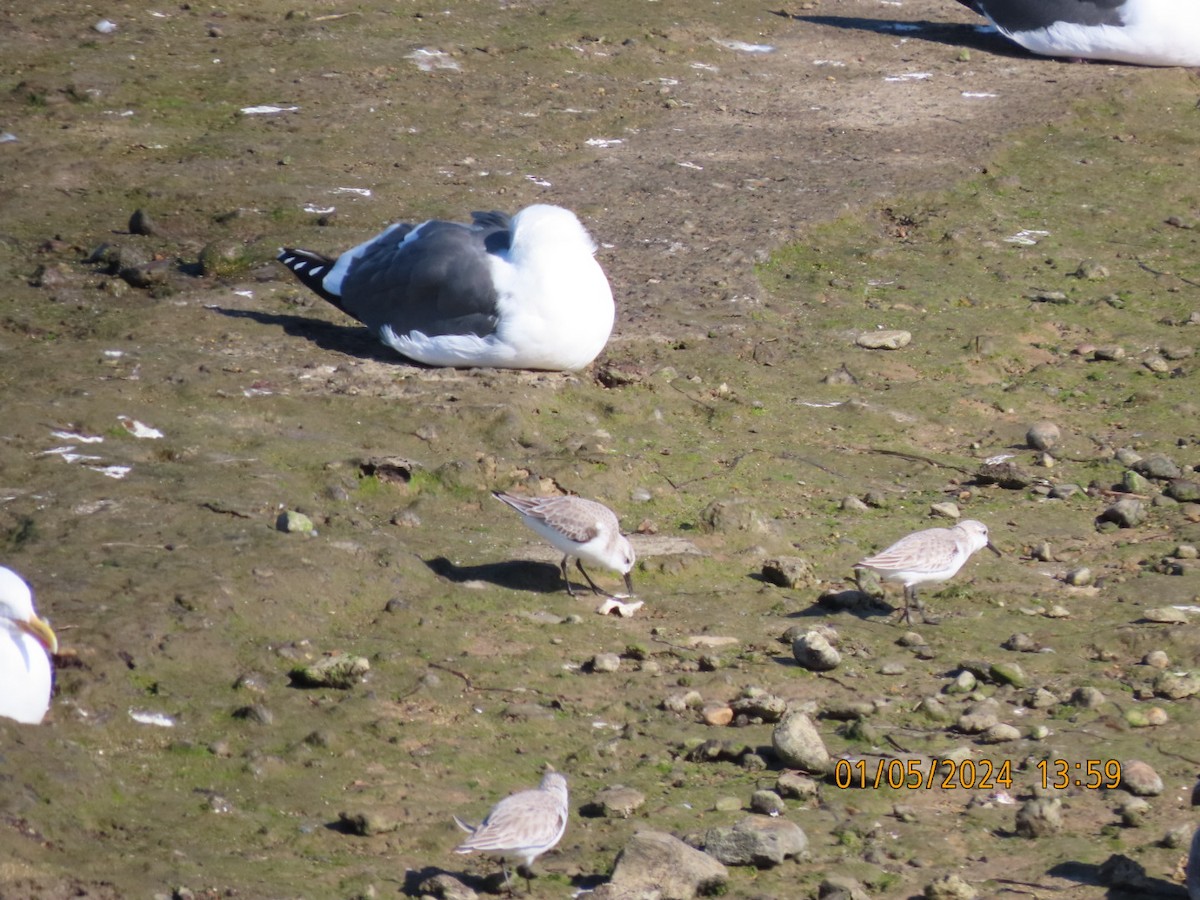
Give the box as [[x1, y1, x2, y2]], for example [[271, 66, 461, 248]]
[[2, 0, 1200, 898]]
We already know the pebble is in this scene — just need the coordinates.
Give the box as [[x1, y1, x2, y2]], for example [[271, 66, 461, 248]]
[[336, 809, 398, 836], [957, 702, 999, 733], [702, 704, 734, 727], [929, 501, 959, 520], [1070, 686, 1106, 708], [818, 875, 872, 900], [1118, 797, 1150, 827], [1074, 259, 1109, 279], [1015, 797, 1062, 837], [1141, 649, 1169, 668], [1049, 483, 1083, 500], [1122, 470, 1152, 494], [1099, 498, 1143, 528], [601, 830, 728, 899], [855, 329, 911, 350], [981, 723, 1020, 743], [1002, 633, 1039, 653], [749, 790, 787, 816], [924, 873, 978, 900], [277, 509, 315, 534], [1153, 671, 1200, 699], [1124, 706, 1169, 728], [1092, 345, 1125, 361], [776, 771, 820, 800], [771, 710, 831, 773], [1133, 453, 1182, 480], [232, 704, 273, 725], [761, 556, 816, 589], [792, 630, 841, 671], [1026, 421, 1061, 452], [129, 208, 159, 236], [590, 653, 622, 673], [703, 816, 808, 868], [1143, 607, 1188, 624], [1064, 567, 1093, 587], [988, 661, 1027, 688], [592, 785, 646, 818], [841, 495, 870, 513], [730, 690, 788, 722], [1121, 760, 1163, 796], [1166, 480, 1200, 502], [289, 654, 369, 689]]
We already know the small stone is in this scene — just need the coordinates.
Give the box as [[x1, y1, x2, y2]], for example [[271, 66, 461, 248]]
[[1133, 454, 1182, 480], [981, 723, 1021, 743], [1028, 688, 1059, 709], [232, 704, 273, 725], [702, 704, 734, 727], [289, 654, 369, 689], [730, 691, 788, 722], [772, 710, 831, 773], [1074, 259, 1109, 280], [336, 809, 398, 836], [1142, 650, 1169, 668], [590, 653, 622, 673], [1122, 470, 1152, 494], [1120, 760, 1163, 796], [749, 790, 787, 816], [129, 208, 159, 236], [1099, 498, 1143, 528], [841, 495, 870, 513], [819, 875, 872, 900], [975, 459, 1034, 489], [957, 701, 999, 733], [1070, 686, 1106, 708], [1176, 545, 1199, 560], [1015, 797, 1062, 838], [1166, 480, 1200, 503], [703, 816, 808, 868], [1026, 421, 1061, 452], [776, 772, 819, 800], [856, 329, 911, 350], [988, 661, 1027, 688], [593, 785, 646, 818], [1153, 671, 1200, 699], [792, 631, 841, 671], [1049, 483, 1083, 500], [1002, 633, 1039, 652], [1065, 567, 1093, 586], [1143, 607, 1189, 624], [1118, 797, 1150, 827], [1092, 345, 1125, 361], [761, 556, 817, 589], [277, 509, 315, 534], [929, 501, 960, 520], [1125, 706, 1169, 728], [603, 831, 728, 899], [924, 873, 978, 900], [416, 872, 478, 900]]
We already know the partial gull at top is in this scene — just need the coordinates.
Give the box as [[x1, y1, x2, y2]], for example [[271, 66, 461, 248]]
[[956, 0, 1200, 66], [278, 204, 615, 371]]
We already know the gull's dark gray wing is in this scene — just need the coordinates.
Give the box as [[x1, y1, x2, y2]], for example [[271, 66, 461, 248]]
[[973, 0, 1127, 32]]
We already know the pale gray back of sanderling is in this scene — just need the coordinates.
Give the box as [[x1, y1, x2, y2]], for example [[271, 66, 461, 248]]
[[493, 491, 635, 598], [0, 565, 59, 725], [855, 519, 1000, 624], [454, 770, 569, 891]]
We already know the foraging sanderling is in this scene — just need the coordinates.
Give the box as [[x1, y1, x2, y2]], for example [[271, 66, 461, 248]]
[[856, 519, 999, 624]]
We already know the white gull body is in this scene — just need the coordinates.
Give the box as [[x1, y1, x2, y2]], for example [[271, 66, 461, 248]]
[[856, 519, 1000, 623], [492, 491, 635, 598], [0, 566, 59, 725], [454, 770, 569, 890], [960, 0, 1200, 66], [278, 204, 615, 371]]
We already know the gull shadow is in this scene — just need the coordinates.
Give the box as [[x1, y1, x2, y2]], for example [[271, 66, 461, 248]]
[[210, 306, 420, 364], [786, 588, 897, 620], [1046, 856, 1189, 898], [425, 556, 566, 594], [781, 13, 1040, 61]]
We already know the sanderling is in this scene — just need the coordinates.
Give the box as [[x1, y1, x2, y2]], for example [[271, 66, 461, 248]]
[[277, 205, 614, 371], [493, 491, 635, 598], [0, 566, 59, 725], [454, 769, 569, 891], [855, 519, 1000, 624]]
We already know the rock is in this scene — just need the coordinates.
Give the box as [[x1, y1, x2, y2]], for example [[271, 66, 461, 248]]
[[1002, 633, 1039, 652], [289, 654, 369, 688], [988, 662, 1027, 688], [856, 329, 911, 350], [699, 499, 769, 534], [1092, 345, 1125, 361], [417, 872, 478, 900], [957, 701, 1000, 734], [1122, 470, 1152, 494], [1064, 567, 1093, 586], [761, 556, 816, 589], [277, 509, 315, 534], [924, 873, 978, 900], [592, 785, 646, 818], [1118, 797, 1150, 827], [1120, 760, 1163, 796], [1143, 607, 1189, 624], [232, 704, 273, 725], [975, 459, 1034, 489], [129, 208, 159, 236], [929, 501, 960, 520], [772, 710, 831, 773], [981, 723, 1021, 743], [1166, 480, 1200, 502], [1074, 259, 1109, 280], [750, 790, 787, 816], [663, 690, 704, 713], [703, 815, 807, 867], [1015, 797, 1062, 837], [1070, 686, 1106, 708], [730, 689, 787, 722], [1049, 483, 1083, 499], [702, 704, 734, 727], [792, 630, 841, 671], [1142, 649, 1170, 668], [1099, 497, 1144, 528], [336, 809, 397, 835], [590, 653, 622, 673], [1154, 671, 1200, 699], [199, 239, 252, 277], [1026, 421, 1061, 452], [819, 875, 872, 900], [776, 771, 820, 800], [1133, 454, 1182, 480], [599, 830, 728, 900]]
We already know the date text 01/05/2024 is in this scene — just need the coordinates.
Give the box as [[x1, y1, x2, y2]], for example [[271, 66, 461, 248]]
[[832, 758, 1123, 791]]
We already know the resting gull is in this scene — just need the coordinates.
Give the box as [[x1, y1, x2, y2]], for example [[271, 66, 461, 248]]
[[0, 566, 58, 725], [277, 204, 615, 371], [956, 0, 1200, 66]]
